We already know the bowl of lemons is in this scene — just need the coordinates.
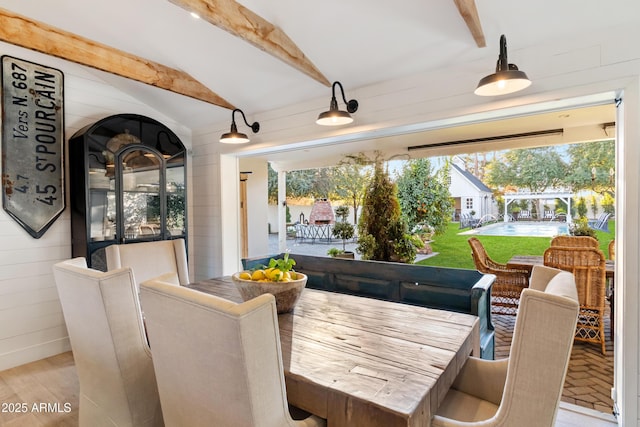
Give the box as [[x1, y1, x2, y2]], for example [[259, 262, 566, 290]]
[[232, 253, 307, 314]]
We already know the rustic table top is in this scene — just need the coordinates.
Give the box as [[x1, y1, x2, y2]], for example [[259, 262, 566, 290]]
[[507, 255, 615, 279], [187, 277, 480, 427]]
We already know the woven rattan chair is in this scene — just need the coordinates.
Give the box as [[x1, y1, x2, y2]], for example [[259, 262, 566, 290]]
[[550, 235, 599, 249], [543, 246, 607, 354], [468, 237, 530, 316], [608, 239, 615, 260]]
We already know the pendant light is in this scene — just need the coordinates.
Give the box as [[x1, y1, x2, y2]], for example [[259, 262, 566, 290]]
[[316, 81, 359, 126], [220, 109, 260, 144], [475, 35, 531, 96]]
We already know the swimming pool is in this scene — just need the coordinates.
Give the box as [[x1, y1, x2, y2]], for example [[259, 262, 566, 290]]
[[460, 221, 569, 237]]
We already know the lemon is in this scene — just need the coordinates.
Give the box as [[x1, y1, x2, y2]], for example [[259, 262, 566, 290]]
[[251, 270, 266, 281], [268, 268, 283, 281], [239, 271, 252, 280]]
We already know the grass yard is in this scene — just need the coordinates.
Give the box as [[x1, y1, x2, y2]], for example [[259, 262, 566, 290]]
[[415, 221, 615, 270]]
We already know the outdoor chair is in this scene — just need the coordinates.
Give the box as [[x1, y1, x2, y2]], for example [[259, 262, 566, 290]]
[[518, 210, 531, 220], [607, 239, 615, 336], [550, 235, 599, 248], [433, 265, 579, 427], [588, 212, 611, 232], [608, 239, 615, 261], [139, 278, 326, 427], [543, 246, 607, 354], [106, 239, 189, 290], [468, 237, 530, 316], [543, 210, 555, 220], [52, 258, 164, 427]]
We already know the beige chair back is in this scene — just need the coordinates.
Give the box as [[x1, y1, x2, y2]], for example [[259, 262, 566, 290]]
[[497, 269, 579, 426], [106, 239, 189, 288], [140, 279, 325, 427], [543, 246, 607, 354], [433, 265, 579, 427], [52, 258, 163, 427]]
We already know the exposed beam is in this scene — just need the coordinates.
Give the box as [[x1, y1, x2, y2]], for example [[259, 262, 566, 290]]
[[170, 0, 331, 87], [0, 8, 235, 109], [453, 0, 486, 48]]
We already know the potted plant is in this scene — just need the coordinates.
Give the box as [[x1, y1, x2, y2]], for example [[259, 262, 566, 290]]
[[328, 205, 355, 259]]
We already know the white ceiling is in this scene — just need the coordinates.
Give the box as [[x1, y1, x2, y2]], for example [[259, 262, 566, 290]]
[[0, 0, 630, 167]]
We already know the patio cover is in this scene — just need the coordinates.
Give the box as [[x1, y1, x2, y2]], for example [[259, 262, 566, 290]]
[[503, 191, 574, 223]]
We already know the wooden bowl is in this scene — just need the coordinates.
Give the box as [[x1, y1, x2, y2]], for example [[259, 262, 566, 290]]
[[231, 272, 307, 314]]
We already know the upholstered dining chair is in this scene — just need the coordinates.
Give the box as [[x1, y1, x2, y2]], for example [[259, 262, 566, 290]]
[[106, 239, 189, 289], [468, 237, 530, 315], [432, 265, 579, 427], [550, 235, 599, 248], [52, 258, 163, 427], [543, 245, 607, 354], [139, 278, 326, 427]]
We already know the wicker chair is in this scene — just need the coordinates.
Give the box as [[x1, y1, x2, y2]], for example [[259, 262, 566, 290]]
[[550, 235, 599, 248], [468, 237, 530, 316], [543, 246, 607, 354], [607, 239, 615, 337], [608, 239, 615, 260]]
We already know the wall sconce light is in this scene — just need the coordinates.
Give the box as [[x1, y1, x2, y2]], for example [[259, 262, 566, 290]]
[[475, 34, 531, 96], [220, 109, 260, 144], [316, 81, 359, 126]]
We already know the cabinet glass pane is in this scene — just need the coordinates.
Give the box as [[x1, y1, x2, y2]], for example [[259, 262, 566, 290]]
[[166, 164, 185, 236], [122, 150, 161, 239], [88, 152, 116, 241]]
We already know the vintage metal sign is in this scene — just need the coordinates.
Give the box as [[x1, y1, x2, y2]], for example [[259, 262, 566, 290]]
[[1, 56, 65, 238]]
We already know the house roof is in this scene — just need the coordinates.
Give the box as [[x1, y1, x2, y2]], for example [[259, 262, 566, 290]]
[[452, 163, 492, 193]]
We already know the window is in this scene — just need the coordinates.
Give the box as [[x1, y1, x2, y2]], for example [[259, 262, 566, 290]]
[[465, 198, 474, 209]]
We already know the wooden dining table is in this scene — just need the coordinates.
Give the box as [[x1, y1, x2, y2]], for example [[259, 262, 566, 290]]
[[187, 277, 480, 427]]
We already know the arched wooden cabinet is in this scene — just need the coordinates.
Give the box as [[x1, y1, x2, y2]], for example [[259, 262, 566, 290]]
[[69, 114, 187, 269]]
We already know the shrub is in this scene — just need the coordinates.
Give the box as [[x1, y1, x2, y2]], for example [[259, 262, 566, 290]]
[[569, 217, 597, 239]]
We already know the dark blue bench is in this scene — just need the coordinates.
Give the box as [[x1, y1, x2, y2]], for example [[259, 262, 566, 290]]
[[242, 253, 496, 360]]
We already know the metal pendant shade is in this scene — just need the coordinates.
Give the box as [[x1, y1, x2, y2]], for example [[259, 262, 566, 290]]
[[316, 81, 359, 126], [220, 109, 260, 144], [475, 35, 531, 96]]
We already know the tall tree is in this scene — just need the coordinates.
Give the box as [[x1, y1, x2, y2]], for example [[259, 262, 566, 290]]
[[357, 155, 417, 262], [268, 164, 336, 203], [331, 161, 371, 224], [565, 140, 615, 194], [486, 147, 568, 193], [396, 158, 452, 235]]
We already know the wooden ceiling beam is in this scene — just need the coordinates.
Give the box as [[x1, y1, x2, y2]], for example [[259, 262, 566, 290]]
[[0, 8, 235, 109], [169, 0, 331, 87], [453, 0, 486, 48]]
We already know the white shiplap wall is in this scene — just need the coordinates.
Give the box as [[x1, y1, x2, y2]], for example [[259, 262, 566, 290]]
[[0, 42, 193, 370]]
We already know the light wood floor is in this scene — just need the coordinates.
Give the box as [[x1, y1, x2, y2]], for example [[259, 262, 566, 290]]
[[0, 351, 618, 426]]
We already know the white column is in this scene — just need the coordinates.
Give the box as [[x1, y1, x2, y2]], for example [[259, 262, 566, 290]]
[[278, 171, 287, 252]]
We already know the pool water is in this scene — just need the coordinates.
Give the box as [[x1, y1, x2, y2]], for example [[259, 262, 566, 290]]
[[461, 221, 569, 237]]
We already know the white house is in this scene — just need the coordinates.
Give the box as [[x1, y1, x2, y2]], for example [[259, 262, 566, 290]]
[[449, 157, 494, 221]]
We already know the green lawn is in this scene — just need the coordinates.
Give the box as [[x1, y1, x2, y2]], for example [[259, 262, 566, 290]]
[[415, 221, 615, 270]]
